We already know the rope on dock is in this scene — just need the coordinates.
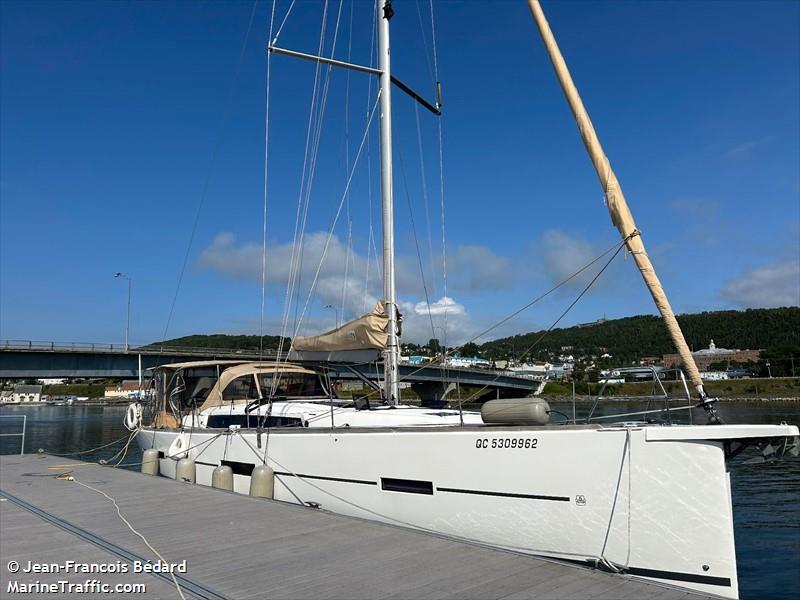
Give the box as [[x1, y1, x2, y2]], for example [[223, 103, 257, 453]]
[[61, 474, 187, 600]]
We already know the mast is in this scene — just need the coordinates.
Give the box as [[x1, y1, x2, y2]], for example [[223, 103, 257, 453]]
[[527, 0, 710, 403], [377, 0, 400, 405]]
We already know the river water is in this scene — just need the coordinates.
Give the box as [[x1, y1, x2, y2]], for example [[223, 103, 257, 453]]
[[2, 401, 798, 599]]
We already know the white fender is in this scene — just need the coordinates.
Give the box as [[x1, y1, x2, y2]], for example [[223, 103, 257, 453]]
[[124, 403, 142, 431], [168, 432, 190, 460]]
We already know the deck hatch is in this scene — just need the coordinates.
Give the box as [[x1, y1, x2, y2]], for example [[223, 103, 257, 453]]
[[381, 477, 434, 495]]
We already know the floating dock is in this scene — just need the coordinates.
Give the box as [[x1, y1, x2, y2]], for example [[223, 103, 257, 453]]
[[1, 454, 708, 599]]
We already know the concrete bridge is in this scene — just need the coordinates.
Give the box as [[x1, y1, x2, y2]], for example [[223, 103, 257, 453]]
[[0, 340, 543, 401]]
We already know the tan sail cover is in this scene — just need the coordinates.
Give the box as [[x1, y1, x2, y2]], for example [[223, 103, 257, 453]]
[[293, 301, 389, 352], [528, 0, 706, 397]]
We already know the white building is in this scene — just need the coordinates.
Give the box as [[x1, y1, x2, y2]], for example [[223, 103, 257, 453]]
[[105, 380, 142, 399], [444, 355, 492, 369], [37, 378, 66, 385], [12, 385, 43, 403], [701, 371, 730, 381]]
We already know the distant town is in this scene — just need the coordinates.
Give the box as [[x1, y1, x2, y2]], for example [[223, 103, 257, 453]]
[[1, 306, 797, 403]]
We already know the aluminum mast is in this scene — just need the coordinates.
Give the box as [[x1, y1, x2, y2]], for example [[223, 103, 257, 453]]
[[527, 0, 710, 403], [378, 0, 400, 405]]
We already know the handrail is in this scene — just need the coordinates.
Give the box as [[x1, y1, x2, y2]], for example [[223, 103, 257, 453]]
[[0, 339, 279, 357], [0, 415, 26, 455]]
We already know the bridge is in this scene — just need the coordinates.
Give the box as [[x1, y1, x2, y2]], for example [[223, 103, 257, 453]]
[[0, 340, 543, 401]]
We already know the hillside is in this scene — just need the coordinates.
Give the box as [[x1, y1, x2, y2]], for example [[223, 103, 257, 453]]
[[479, 307, 800, 364], [149, 308, 800, 370], [146, 334, 287, 352]]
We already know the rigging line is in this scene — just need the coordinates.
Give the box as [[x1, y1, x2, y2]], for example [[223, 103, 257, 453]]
[[517, 240, 628, 362], [266, 92, 379, 404], [397, 148, 437, 342], [436, 108, 449, 366], [461, 238, 628, 403], [429, 0, 446, 353], [339, 0, 355, 324], [363, 5, 380, 313], [276, 0, 330, 362], [428, 0, 440, 81], [415, 102, 437, 298], [289, 92, 382, 343], [44, 434, 131, 457], [459, 237, 626, 350], [393, 236, 627, 387], [276, 0, 345, 392], [291, 0, 345, 339], [261, 0, 279, 358], [271, 0, 296, 45], [414, 0, 436, 88], [285, 0, 332, 343], [161, 0, 259, 345]]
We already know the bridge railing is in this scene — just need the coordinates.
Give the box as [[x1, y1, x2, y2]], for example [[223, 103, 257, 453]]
[[0, 339, 278, 358]]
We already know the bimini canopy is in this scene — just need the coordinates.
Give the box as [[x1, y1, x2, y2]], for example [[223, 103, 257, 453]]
[[198, 362, 320, 412], [290, 301, 390, 362]]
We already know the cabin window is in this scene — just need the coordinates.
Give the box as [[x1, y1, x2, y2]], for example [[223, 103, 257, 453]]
[[162, 367, 220, 411], [206, 414, 304, 428], [222, 375, 258, 401], [258, 373, 328, 399]]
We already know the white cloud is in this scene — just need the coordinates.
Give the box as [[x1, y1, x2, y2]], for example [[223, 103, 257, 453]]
[[538, 229, 609, 290], [399, 297, 474, 345], [446, 245, 514, 291], [195, 230, 593, 345], [721, 260, 800, 308], [413, 296, 465, 316], [198, 231, 518, 322]]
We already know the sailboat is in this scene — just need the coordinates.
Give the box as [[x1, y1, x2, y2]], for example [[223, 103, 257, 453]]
[[131, 2, 799, 598]]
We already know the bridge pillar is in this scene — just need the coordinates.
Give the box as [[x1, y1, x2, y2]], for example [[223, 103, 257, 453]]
[[411, 381, 457, 407]]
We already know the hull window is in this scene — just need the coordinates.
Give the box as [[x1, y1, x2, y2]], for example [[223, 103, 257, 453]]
[[381, 477, 434, 495], [221, 460, 256, 477]]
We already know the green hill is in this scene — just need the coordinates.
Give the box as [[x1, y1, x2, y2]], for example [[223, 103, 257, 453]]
[[479, 307, 800, 365], [145, 334, 288, 353], [149, 307, 799, 374]]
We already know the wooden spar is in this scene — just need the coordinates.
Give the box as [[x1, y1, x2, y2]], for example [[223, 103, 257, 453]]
[[527, 0, 708, 399]]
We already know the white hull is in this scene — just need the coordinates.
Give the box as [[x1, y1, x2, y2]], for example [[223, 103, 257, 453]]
[[138, 422, 797, 598]]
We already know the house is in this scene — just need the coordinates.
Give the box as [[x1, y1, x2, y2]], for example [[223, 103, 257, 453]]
[[12, 384, 43, 403], [0, 390, 14, 404], [104, 380, 142, 399]]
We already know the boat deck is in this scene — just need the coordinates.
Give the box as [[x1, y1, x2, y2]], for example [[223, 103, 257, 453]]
[[1, 454, 710, 599]]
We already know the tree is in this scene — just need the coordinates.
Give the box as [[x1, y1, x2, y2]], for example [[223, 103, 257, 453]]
[[427, 338, 441, 356], [461, 342, 481, 357]]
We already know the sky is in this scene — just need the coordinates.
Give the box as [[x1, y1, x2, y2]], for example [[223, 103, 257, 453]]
[[1, 0, 799, 348]]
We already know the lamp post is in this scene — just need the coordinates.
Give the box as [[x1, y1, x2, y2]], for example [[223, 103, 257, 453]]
[[114, 272, 131, 352], [324, 304, 339, 328]]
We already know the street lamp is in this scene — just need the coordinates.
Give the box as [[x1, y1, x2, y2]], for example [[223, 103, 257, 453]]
[[324, 304, 339, 328], [114, 272, 131, 352]]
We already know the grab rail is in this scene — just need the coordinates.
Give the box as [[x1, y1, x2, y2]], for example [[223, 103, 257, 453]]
[[0, 415, 27, 455]]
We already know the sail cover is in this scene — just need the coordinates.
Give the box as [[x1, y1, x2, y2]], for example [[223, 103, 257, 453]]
[[527, 0, 706, 397], [292, 301, 390, 356]]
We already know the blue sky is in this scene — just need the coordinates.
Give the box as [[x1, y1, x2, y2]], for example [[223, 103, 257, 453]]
[[1, 0, 798, 347]]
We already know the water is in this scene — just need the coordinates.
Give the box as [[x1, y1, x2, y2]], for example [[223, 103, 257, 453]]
[[2, 402, 798, 599]]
